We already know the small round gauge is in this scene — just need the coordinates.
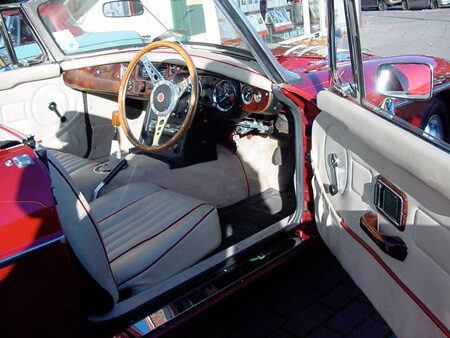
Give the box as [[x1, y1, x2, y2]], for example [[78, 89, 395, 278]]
[[213, 80, 237, 112], [241, 86, 253, 105]]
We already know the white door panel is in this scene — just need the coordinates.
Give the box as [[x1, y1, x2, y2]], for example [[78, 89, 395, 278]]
[[0, 71, 88, 157], [312, 90, 450, 338], [0, 63, 60, 91]]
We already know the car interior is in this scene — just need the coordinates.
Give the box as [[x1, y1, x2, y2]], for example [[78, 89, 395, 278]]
[[26, 40, 300, 315]]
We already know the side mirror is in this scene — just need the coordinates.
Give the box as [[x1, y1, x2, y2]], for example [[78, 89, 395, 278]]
[[376, 62, 433, 101], [103, 0, 144, 18]]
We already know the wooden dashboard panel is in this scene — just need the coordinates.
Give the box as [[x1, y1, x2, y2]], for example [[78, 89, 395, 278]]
[[63, 63, 153, 99], [241, 84, 272, 113], [63, 63, 272, 112]]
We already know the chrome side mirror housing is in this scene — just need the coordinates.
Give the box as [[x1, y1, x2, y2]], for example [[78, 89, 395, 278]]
[[376, 62, 433, 101], [103, 0, 144, 18]]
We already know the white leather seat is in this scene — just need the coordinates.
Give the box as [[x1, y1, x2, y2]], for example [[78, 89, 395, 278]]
[[49, 149, 98, 175], [49, 150, 102, 200], [46, 151, 221, 302], [90, 182, 220, 292]]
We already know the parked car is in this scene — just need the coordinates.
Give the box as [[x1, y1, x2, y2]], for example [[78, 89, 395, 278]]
[[361, 0, 402, 10], [401, 0, 449, 9], [0, 0, 448, 337]]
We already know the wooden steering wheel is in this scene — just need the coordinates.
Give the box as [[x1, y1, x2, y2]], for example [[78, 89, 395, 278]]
[[117, 41, 199, 152]]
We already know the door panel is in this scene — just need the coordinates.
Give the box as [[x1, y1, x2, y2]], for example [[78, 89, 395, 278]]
[[312, 90, 450, 337], [0, 70, 88, 157]]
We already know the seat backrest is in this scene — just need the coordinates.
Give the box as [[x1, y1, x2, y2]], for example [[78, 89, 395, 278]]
[[46, 151, 119, 308]]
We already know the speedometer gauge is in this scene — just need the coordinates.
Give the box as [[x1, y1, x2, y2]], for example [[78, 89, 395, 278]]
[[213, 80, 237, 112]]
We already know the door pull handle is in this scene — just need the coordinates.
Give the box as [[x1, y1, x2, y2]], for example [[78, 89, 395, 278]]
[[360, 211, 407, 261]]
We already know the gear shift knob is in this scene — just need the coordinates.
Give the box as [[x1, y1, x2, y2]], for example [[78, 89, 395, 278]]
[[112, 110, 121, 127]]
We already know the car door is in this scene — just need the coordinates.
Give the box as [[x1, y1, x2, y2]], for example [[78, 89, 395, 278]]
[[310, 1, 450, 337], [0, 6, 88, 157]]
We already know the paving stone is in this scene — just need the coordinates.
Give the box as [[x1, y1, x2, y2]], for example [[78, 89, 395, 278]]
[[282, 303, 333, 337], [229, 310, 285, 338], [357, 292, 372, 305], [308, 327, 343, 338], [263, 270, 309, 303], [325, 301, 373, 334], [266, 329, 295, 338], [347, 319, 392, 338], [318, 278, 361, 310], [219, 291, 273, 329], [306, 264, 349, 294], [370, 311, 388, 326], [272, 285, 321, 318]]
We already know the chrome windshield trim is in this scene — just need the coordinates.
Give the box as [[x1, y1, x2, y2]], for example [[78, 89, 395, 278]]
[[0, 235, 65, 269]]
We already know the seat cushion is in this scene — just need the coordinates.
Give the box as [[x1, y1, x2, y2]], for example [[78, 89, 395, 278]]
[[49, 150, 104, 201], [49, 149, 98, 174], [90, 182, 221, 293]]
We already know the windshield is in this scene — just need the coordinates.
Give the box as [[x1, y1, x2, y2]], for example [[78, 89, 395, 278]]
[[37, 0, 251, 55]]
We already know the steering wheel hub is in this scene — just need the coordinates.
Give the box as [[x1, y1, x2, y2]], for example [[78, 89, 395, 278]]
[[150, 80, 179, 116]]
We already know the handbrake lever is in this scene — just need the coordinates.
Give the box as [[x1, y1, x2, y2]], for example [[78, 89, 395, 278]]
[[91, 159, 127, 200]]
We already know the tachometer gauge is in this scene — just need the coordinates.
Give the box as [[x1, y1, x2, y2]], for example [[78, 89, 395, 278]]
[[213, 80, 237, 112], [241, 85, 253, 105]]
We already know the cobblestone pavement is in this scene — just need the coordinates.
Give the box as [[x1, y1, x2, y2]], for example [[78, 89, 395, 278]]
[[166, 241, 394, 338]]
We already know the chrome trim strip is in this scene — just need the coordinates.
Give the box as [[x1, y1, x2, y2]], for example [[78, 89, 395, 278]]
[[0, 235, 65, 269], [434, 82, 450, 93]]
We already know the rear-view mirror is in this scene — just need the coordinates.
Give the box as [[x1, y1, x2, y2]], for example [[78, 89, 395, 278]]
[[376, 62, 433, 101], [103, 0, 144, 18]]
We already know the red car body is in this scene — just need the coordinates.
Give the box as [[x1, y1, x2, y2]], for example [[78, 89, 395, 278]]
[[273, 44, 450, 128], [0, 37, 449, 338]]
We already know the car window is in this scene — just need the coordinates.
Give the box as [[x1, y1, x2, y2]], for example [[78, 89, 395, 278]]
[[359, 8, 450, 148], [0, 9, 45, 70]]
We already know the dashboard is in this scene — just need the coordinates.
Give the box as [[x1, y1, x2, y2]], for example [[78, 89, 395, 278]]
[[63, 62, 277, 116], [62, 59, 282, 169]]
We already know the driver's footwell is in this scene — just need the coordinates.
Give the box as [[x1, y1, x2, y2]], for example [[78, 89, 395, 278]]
[[215, 188, 296, 251]]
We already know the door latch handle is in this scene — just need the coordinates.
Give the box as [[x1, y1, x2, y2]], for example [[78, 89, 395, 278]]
[[48, 102, 67, 123], [328, 153, 340, 195], [360, 211, 407, 261]]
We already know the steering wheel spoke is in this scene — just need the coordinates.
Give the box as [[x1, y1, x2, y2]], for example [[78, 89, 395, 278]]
[[142, 55, 164, 85], [176, 77, 191, 98], [152, 115, 169, 146]]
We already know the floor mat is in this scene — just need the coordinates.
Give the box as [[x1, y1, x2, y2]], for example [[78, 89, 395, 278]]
[[216, 189, 296, 250]]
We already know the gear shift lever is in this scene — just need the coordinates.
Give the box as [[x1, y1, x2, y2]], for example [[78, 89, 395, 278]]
[[95, 110, 122, 173]]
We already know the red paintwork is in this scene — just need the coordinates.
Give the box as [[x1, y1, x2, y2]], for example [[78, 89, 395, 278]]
[[0, 143, 62, 282], [273, 45, 450, 127]]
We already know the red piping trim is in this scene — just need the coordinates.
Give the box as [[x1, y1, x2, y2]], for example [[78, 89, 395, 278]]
[[118, 208, 215, 286], [47, 158, 118, 284], [70, 50, 266, 78], [0, 125, 24, 140], [154, 51, 265, 77], [340, 220, 450, 337], [97, 189, 164, 223], [109, 202, 207, 263]]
